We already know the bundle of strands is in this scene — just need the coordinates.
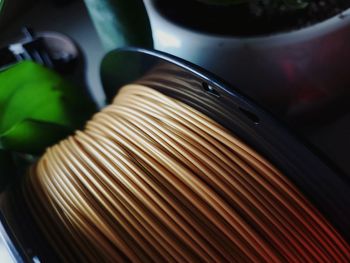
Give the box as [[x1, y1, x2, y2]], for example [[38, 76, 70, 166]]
[[24, 84, 350, 262]]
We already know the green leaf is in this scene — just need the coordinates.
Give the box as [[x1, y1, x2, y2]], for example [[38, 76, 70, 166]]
[[0, 61, 96, 154], [84, 0, 153, 51], [0, 0, 4, 14], [0, 120, 71, 154]]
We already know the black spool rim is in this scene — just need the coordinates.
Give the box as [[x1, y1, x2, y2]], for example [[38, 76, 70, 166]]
[[1, 47, 349, 262], [101, 47, 350, 242]]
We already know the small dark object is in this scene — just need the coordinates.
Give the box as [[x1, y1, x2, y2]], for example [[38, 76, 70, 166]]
[[0, 27, 79, 74], [202, 82, 221, 97]]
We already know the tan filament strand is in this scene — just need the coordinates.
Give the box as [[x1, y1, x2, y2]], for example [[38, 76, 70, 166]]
[[24, 84, 350, 262]]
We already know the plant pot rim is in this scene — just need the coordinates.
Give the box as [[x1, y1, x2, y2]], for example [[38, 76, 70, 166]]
[[145, 0, 350, 43]]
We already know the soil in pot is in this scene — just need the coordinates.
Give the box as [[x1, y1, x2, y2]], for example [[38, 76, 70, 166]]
[[154, 0, 350, 36]]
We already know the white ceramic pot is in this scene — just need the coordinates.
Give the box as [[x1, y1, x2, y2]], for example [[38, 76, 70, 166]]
[[144, 0, 350, 122]]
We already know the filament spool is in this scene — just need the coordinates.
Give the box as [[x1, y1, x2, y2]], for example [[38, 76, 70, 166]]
[[0, 48, 349, 262], [22, 84, 350, 262]]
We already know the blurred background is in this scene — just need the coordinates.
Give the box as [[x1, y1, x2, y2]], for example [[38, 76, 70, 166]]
[[0, 0, 105, 106]]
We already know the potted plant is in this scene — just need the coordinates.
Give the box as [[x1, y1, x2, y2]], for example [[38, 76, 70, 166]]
[[143, 0, 350, 125]]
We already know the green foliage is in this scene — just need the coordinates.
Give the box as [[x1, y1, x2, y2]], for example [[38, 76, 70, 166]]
[[84, 0, 153, 51], [0, 61, 96, 155], [0, 61, 96, 190]]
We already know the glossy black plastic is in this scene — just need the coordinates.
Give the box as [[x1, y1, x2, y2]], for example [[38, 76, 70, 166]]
[[102, 48, 350, 242], [0, 47, 349, 263]]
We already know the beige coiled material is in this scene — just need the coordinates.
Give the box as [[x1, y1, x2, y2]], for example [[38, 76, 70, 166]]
[[24, 84, 350, 262]]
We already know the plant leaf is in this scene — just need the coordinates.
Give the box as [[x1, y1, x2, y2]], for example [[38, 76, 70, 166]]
[[0, 61, 96, 154], [84, 0, 153, 51], [0, 0, 4, 13], [0, 119, 72, 154]]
